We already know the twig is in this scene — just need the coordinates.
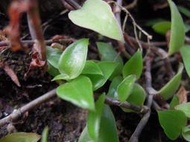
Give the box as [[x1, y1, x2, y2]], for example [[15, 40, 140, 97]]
[[125, 0, 138, 9], [41, 10, 69, 28], [0, 37, 75, 50], [111, 0, 132, 58], [129, 52, 156, 142], [0, 89, 56, 127], [27, 0, 46, 61], [64, 0, 81, 9], [129, 110, 151, 142], [0, 40, 51, 47], [105, 96, 148, 114], [114, 0, 123, 26], [109, 1, 152, 49], [152, 57, 176, 69]]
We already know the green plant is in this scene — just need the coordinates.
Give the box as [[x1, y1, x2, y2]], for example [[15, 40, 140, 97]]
[[1, 0, 190, 141], [46, 0, 190, 141], [47, 37, 147, 141]]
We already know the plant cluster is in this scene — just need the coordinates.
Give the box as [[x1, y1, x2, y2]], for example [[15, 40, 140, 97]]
[[0, 0, 190, 142]]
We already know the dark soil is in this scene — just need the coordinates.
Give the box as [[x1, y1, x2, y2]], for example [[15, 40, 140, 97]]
[[0, 0, 189, 142]]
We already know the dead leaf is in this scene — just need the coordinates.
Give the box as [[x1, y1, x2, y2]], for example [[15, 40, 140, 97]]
[[0, 62, 21, 87], [176, 86, 188, 104], [24, 42, 46, 79]]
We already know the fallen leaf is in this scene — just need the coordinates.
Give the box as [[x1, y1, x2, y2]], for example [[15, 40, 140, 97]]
[[176, 86, 188, 104], [25, 42, 46, 79], [0, 62, 21, 87]]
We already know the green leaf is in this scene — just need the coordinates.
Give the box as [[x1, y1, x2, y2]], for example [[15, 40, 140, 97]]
[[52, 73, 70, 81], [47, 62, 60, 77], [127, 84, 147, 106], [56, 76, 95, 110], [122, 50, 143, 79], [145, 18, 166, 27], [46, 46, 62, 68], [41, 127, 48, 142], [58, 39, 88, 80], [87, 94, 105, 142], [158, 63, 183, 100], [175, 102, 190, 118], [99, 105, 119, 142], [185, 23, 190, 33], [47, 46, 62, 77], [108, 76, 123, 98], [117, 75, 136, 102], [78, 127, 92, 142], [88, 61, 117, 90], [84, 74, 105, 91], [79, 105, 119, 142], [152, 21, 171, 35], [0, 132, 41, 142], [168, 0, 185, 55], [96, 42, 123, 63], [178, 6, 190, 18], [68, 0, 124, 42], [180, 45, 190, 77], [122, 84, 147, 112], [158, 110, 187, 140], [97, 42, 123, 78], [170, 95, 179, 109], [182, 126, 190, 141], [82, 61, 106, 90], [82, 61, 103, 76]]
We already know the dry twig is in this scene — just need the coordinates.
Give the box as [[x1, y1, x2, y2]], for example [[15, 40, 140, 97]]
[[0, 89, 56, 127]]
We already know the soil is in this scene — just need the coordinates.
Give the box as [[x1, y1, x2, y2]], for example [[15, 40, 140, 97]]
[[0, 0, 189, 142]]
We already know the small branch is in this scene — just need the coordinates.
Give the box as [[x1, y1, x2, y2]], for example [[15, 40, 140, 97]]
[[129, 110, 151, 142], [27, 0, 46, 61], [125, 0, 138, 9], [41, 9, 68, 29], [0, 89, 56, 127], [0, 40, 51, 47], [0, 36, 75, 48], [129, 53, 156, 142], [114, 0, 122, 26], [152, 57, 176, 69], [105, 96, 148, 114], [63, 0, 81, 9]]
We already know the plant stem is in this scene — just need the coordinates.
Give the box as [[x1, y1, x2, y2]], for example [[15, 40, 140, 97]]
[[129, 53, 156, 142], [0, 89, 56, 127], [105, 96, 148, 114], [27, 0, 46, 61], [64, 0, 81, 9]]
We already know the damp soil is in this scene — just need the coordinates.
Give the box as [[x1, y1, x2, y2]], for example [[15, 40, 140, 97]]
[[0, 0, 189, 142]]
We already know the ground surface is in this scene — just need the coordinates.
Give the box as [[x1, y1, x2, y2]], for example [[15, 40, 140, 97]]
[[0, 0, 189, 142]]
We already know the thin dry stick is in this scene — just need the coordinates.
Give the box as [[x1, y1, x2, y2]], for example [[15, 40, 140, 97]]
[[114, 0, 123, 26], [0, 40, 52, 47], [0, 89, 56, 127], [27, 0, 46, 60], [105, 96, 148, 113], [64, 0, 81, 9], [125, 0, 138, 9], [109, 1, 152, 51]]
